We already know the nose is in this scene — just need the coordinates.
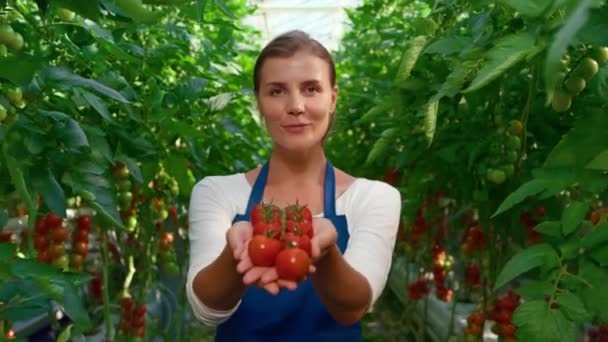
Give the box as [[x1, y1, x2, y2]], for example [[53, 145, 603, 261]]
[[287, 93, 304, 116]]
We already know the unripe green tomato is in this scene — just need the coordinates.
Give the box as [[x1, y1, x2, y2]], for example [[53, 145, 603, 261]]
[[574, 57, 599, 81], [591, 46, 608, 65], [57, 8, 76, 22], [119, 191, 133, 207], [6, 87, 23, 105], [486, 169, 506, 184], [0, 104, 6, 121], [501, 164, 515, 178], [506, 135, 521, 150], [7, 32, 23, 51], [0, 25, 14, 45], [508, 120, 523, 136], [551, 91, 572, 112], [118, 179, 132, 192], [127, 216, 137, 230], [52, 255, 70, 270], [564, 77, 586, 96], [505, 151, 518, 164]]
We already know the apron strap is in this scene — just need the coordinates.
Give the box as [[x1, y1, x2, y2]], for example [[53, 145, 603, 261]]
[[323, 160, 336, 217], [243, 162, 270, 218]]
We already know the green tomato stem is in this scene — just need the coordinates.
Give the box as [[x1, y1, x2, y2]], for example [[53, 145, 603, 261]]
[[101, 232, 113, 341]]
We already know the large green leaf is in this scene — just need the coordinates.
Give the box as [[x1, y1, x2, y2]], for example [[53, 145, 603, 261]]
[[534, 221, 562, 238], [80, 90, 114, 122], [423, 96, 439, 146], [43, 67, 129, 104], [494, 243, 560, 289], [10, 259, 61, 279], [501, 0, 553, 17], [395, 36, 427, 83], [544, 0, 594, 99], [556, 290, 592, 322], [513, 300, 574, 342], [561, 201, 589, 235], [54, 0, 100, 20], [545, 109, 608, 168], [365, 128, 399, 165], [424, 36, 472, 55], [0, 244, 16, 261], [31, 167, 67, 218], [0, 55, 42, 85], [585, 149, 608, 170], [463, 32, 538, 93], [492, 179, 562, 217], [579, 258, 608, 321], [52, 278, 91, 331]]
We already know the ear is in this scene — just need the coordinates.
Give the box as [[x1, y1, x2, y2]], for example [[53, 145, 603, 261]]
[[330, 85, 339, 113]]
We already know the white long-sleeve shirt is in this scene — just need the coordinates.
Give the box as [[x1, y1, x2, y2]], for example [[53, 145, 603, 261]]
[[187, 173, 402, 326]]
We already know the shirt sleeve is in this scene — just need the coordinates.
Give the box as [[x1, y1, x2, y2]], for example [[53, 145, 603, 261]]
[[342, 180, 401, 311], [186, 177, 242, 326]]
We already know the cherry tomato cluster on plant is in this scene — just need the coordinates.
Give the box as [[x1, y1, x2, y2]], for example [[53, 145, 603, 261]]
[[0, 24, 24, 52], [113, 162, 134, 214], [158, 231, 179, 275], [70, 215, 91, 271], [248, 202, 313, 282], [552, 46, 608, 112], [88, 272, 103, 302], [587, 324, 608, 342], [485, 119, 523, 185], [0, 231, 12, 243], [489, 290, 521, 340], [461, 225, 486, 257], [407, 277, 430, 300], [118, 297, 145, 338], [151, 169, 179, 198], [589, 206, 608, 226], [34, 212, 69, 270], [462, 311, 485, 340]]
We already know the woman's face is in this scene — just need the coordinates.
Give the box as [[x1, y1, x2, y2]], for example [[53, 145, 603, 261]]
[[256, 51, 337, 153]]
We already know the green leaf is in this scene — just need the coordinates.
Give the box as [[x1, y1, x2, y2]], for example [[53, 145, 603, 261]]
[[115, 0, 162, 23], [54, 0, 100, 20], [463, 32, 538, 93], [31, 168, 66, 218], [580, 222, 608, 249], [80, 90, 113, 123], [3, 304, 49, 322], [516, 280, 554, 298], [423, 97, 439, 147], [60, 119, 90, 149], [395, 36, 427, 82], [544, 0, 594, 100], [589, 247, 608, 266], [53, 278, 91, 330], [0, 244, 16, 260], [166, 155, 195, 197], [545, 110, 608, 168], [494, 243, 560, 289], [10, 259, 60, 279], [213, 0, 236, 18], [424, 36, 472, 55], [0, 55, 42, 85], [556, 290, 592, 322], [501, 0, 553, 17], [43, 67, 129, 104], [492, 179, 560, 217], [57, 324, 73, 342], [561, 201, 589, 235], [585, 149, 608, 170], [365, 128, 399, 165], [513, 300, 574, 342], [534, 221, 562, 238], [579, 258, 608, 321], [437, 60, 477, 97], [356, 101, 392, 125], [578, 7, 608, 46]]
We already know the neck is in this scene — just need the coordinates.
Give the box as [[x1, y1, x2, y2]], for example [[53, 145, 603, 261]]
[[267, 144, 327, 185]]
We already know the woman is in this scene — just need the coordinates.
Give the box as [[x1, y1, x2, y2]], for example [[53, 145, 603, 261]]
[[187, 30, 401, 341]]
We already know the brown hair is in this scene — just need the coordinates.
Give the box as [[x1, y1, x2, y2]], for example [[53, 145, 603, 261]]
[[253, 30, 337, 141], [253, 30, 336, 94]]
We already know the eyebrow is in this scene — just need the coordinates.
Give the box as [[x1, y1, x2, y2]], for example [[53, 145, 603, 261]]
[[263, 80, 322, 88]]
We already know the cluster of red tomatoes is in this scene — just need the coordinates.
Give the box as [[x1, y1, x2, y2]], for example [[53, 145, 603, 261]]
[[118, 297, 146, 338], [489, 290, 521, 341], [588, 324, 608, 342], [33, 212, 69, 269], [248, 203, 314, 282]]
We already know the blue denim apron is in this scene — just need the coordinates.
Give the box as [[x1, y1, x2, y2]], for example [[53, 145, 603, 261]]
[[215, 160, 362, 341]]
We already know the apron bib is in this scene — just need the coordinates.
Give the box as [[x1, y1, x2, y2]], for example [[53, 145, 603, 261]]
[[215, 160, 362, 342]]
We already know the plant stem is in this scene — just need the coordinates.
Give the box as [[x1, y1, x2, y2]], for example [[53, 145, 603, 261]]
[[101, 232, 113, 341], [548, 263, 567, 309]]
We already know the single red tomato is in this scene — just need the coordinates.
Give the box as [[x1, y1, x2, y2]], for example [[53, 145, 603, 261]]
[[73, 241, 88, 256], [251, 203, 281, 228], [275, 248, 310, 282], [34, 234, 49, 250], [282, 233, 312, 257], [52, 226, 69, 242], [248, 235, 281, 267], [78, 215, 91, 231], [285, 203, 313, 223], [45, 212, 63, 228]]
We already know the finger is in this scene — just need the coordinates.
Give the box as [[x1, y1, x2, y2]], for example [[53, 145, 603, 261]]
[[277, 279, 297, 291], [263, 282, 279, 295], [260, 267, 279, 284], [309, 265, 316, 274], [311, 237, 321, 260], [236, 255, 253, 274], [243, 267, 268, 285]]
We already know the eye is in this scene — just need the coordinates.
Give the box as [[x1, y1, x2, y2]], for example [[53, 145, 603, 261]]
[[305, 86, 319, 94], [270, 88, 283, 96]]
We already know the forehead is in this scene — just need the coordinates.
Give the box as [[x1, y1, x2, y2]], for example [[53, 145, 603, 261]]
[[259, 52, 331, 83]]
